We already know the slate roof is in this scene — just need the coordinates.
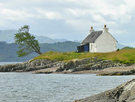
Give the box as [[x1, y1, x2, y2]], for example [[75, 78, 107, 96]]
[[81, 31, 103, 45]]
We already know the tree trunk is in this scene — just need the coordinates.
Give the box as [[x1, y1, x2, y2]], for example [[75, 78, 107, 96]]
[[37, 51, 42, 55]]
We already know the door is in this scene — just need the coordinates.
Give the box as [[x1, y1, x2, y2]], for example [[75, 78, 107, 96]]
[[84, 44, 89, 52]]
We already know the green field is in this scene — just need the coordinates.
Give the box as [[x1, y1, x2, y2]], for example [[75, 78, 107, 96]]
[[34, 49, 135, 65]]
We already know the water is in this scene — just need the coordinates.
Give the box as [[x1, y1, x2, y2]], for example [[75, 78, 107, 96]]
[[0, 73, 134, 102], [0, 62, 135, 102], [0, 62, 21, 65]]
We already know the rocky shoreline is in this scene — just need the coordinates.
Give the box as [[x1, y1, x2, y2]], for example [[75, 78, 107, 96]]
[[74, 78, 135, 102], [0, 57, 135, 76], [0, 58, 128, 74]]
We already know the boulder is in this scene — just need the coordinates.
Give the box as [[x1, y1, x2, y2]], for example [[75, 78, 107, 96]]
[[74, 79, 135, 102]]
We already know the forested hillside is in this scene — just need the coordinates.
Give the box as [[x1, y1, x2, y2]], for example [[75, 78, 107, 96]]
[[0, 41, 80, 61]]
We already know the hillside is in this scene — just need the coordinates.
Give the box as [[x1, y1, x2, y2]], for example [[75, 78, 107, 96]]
[[0, 41, 80, 62], [40, 41, 80, 52], [0, 42, 38, 61]]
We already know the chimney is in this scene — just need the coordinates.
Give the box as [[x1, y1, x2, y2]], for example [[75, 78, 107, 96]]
[[103, 25, 109, 33], [91, 26, 93, 29], [90, 26, 94, 33]]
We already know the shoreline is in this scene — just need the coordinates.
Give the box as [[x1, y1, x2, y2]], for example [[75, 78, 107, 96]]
[[32, 64, 135, 75], [0, 58, 135, 76]]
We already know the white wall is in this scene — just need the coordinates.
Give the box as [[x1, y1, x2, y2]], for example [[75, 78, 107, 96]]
[[95, 31, 117, 53]]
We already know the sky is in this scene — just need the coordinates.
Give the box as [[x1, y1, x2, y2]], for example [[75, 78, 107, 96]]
[[0, 0, 135, 47]]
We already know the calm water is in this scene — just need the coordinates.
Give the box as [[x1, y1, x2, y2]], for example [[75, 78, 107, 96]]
[[0, 62, 135, 102], [0, 62, 21, 65]]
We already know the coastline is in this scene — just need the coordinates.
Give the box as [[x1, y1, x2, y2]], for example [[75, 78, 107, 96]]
[[33, 65, 135, 75], [0, 58, 135, 76]]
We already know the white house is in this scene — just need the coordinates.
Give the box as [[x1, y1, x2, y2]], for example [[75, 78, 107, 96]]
[[77, 25, 118, 53]]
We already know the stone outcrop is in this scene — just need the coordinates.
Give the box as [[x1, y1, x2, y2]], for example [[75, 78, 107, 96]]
[[56, 58, 126, 72], [74, 78, 135, 102], [0, 58, 126, 72], [0, 59, 62, 72]]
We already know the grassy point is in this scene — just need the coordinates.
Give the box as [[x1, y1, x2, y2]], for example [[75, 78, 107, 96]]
[[33, 49, 135, 64]]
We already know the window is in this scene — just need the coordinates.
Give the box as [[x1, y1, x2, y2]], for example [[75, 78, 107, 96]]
[[91, 44, 92, 50]]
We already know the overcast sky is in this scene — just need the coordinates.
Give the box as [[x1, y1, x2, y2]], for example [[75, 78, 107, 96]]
[[0, 0, 135, 46]]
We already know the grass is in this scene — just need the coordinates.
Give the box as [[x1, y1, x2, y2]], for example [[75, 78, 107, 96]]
[[33, 49, 135, 64], [34, 51, 101, 61], [99, 49, 135, 64]]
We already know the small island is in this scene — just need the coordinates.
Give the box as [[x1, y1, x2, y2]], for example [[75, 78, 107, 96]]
[[0, 48, 135, 75]]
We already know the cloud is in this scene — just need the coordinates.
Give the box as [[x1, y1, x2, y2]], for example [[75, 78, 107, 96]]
[[0, 0, 135, 46], [0, 0, 133, 26]]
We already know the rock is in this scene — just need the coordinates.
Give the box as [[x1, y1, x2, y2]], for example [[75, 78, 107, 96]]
[[0, 59, 58, 72], [56, 58, 126, 72], [75, 79, 135, 102], [97, 69, 135, 76], [0, 58, 127, 72], [34, 71, 53, 74]]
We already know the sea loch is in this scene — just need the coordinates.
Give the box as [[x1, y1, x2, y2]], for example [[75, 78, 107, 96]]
[[0, 69, 135, 102]]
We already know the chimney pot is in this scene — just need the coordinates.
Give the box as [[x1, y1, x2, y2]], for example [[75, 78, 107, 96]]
[[91, 26, 93, 30], [103, 25, 109, 33], [90, 26, 94, 33]]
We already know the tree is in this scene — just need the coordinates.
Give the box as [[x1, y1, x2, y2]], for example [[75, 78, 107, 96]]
[[14, 25, 42, 57]]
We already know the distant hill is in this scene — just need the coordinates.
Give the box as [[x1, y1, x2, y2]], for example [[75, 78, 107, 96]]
[[0, 41, 80, 62], [117, 43, 126, 49], [35, 36, 57, 43], [0, 29, 129, 48], [0, 30, 17, 43], [54, 38, 68, 42], [40, 41, 80, 52], [0, 30, 67, 43]]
